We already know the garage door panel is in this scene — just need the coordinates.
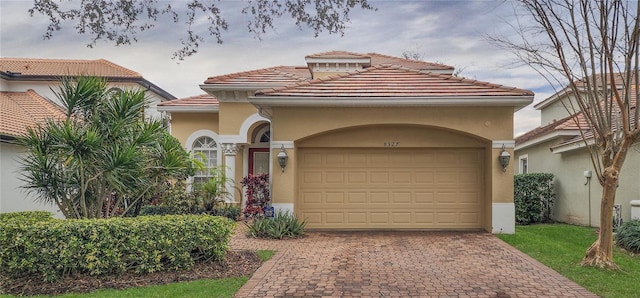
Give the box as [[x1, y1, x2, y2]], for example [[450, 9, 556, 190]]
[[298, 148, 484, 229], [392, 192, 411, 203], [325, 171, 345, 183], [370, 171, 389, 183], [348, 172, 367, 183]]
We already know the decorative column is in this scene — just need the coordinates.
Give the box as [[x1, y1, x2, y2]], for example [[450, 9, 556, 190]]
[[222, 143, 240, 203]]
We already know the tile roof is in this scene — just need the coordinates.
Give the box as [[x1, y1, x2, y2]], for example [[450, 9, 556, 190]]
[[367, 53, 454, 71], [157, 94, 219, 107], [305, 51, 369, 59], [0, 90, 65, 138], [305, 51, 454, 71], [203, 66, 311, 85], [0, 58, 141, 78], [256, 65, 533, 98], [517, 90, 637, 146]]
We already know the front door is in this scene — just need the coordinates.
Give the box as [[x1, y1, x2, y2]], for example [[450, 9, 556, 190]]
[[249, 148, 270, 175]]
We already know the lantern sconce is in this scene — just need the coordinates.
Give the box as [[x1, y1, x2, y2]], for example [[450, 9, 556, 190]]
[[277, 145, 288, 172], [499, 144, 511, 172]]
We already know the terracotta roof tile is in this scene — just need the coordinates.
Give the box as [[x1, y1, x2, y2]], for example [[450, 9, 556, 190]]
[[204, 66, 311, 85], [256, 65, 533, 98], [0, 58, 141, 78], [0, 90, 65, 138], [157, 94, 219, 107]]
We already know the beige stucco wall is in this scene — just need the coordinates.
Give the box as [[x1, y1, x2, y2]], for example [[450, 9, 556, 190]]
[[271, 107, 514, 141], [218, 102, 258, 135], [0, 142, 63, 217], [170, 113, 219, 146], [297, 125, 486, 148], [515, 140, 640, 225]]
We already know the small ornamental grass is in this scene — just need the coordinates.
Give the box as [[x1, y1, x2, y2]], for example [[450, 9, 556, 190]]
[[245, 211, 306, 239], [0, 212, 235, 282], [615, 220, 640, 254]]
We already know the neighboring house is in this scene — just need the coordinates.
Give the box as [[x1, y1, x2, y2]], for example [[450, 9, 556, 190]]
[[515, 78, 639, 226], [158, 51, 534, 233], [0, 58, 176, 217]]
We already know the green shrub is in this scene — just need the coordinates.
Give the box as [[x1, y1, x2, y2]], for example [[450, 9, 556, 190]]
[[212, 205, 241, 221], [139, 205, 200, 216], [615, 220, 640, 253], [246, 211, 306, 239], [0, 211, 54, 224], [514, 173, 555, 225], [0, 214, 235, 282]]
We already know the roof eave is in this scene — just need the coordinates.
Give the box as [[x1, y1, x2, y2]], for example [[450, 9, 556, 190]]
[[550, 138, 594, 153], [157, 105, 219, 113], [515, 130, 581, 151], [1, 73, 176, 100]]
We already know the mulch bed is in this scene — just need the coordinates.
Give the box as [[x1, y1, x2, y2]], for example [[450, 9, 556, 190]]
[[0, 250, 263, 296]]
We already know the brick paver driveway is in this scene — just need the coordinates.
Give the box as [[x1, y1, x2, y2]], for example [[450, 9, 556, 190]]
[[231, 227, 597, 297]]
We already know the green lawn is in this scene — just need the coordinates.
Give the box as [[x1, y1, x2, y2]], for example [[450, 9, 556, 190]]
[[0, 250, 276, 298], [497, 224, 640, 298]]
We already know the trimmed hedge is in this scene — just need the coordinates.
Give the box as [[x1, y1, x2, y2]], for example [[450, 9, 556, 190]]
[[139, 205, 241, 221], [0, 214, 235, 282], [0, 210, 54, 224], [514, 173, 555, 225]]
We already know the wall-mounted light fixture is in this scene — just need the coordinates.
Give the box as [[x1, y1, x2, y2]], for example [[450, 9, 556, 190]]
[[277, 145, 288, 172], [499, 144, 511, 172]]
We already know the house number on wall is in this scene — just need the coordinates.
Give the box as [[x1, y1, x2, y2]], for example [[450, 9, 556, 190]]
[[384, 142, 400, 147]]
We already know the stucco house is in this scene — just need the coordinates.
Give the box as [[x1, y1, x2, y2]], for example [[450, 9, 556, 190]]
[[158, 51, 534, 233], [514, 78, 639, 226], [0, 58, 176, 216]]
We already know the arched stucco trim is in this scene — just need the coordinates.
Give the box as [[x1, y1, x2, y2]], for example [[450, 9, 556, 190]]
[[295, 124, 490, 145], [240, 113, 270, 143], [219, 113, 270, 144]]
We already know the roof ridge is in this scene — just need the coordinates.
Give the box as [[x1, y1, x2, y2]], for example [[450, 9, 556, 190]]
[[305, 50, 370, 59], [94, 58, 142, 77], [366, 52, 454, 69]]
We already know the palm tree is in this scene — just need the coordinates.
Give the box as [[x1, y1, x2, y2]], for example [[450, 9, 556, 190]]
[[19, 76, 192, 219]]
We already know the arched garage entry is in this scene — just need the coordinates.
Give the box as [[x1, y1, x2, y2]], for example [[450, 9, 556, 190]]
[[295, 125, 489, 230]]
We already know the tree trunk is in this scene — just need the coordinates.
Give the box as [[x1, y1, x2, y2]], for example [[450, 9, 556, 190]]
[[581, 168, 619, 270]]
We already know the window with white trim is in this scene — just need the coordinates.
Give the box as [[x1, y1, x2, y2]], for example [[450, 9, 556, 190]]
[[192, 136, 218, 186], [519, 155, 529, 174]]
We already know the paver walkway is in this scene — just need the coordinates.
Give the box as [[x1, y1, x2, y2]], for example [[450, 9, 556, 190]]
[[231, 226, 597, 297]]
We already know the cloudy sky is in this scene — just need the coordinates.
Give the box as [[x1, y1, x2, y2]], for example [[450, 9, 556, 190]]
[[1, 0, 552, 136]]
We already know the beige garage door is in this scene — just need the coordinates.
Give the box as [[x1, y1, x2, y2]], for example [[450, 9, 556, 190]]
[[298, 148, 484, 229]]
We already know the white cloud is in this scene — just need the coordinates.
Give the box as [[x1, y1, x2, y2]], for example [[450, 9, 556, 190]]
[[0, 0, 549, 136]]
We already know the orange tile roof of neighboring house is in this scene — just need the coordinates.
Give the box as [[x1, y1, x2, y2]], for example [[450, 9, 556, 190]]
[[515, 115, 579, 144], [256, 65, 533, 98], [157, 94, 219, 107], [518, 90, 637, 146], [0, 90, 65, 138], [0, 58, 141, 78], [203, 66, 311, 85]]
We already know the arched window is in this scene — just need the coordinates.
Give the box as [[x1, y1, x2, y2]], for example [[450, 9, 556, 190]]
[[192, 136, 217, 186]]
